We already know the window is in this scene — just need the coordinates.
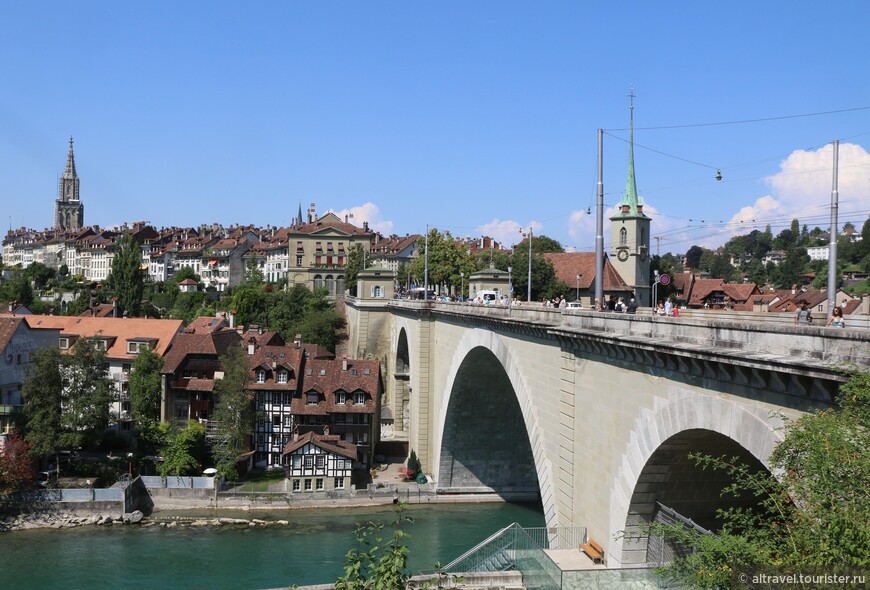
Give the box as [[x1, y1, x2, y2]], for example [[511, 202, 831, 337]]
[[315, 242, 322, 252], [354, 392, 366, 405], [94, 339, 108, 351], [304, 456, 314, 468], [272, 415, 280, 427], [59, 337, 69, 349], [256, 370, 266, 383], [292, 455, 302, 469], [335, 477, 345, 489], [336, 391, 346, 404], [315, 455, 325, 469], [292, 479, 300, 492], [306, 392, 319, 405], [304, 479, 312, 491], [316, 478, 324, 490], [619, 227, 627, 246], [327, 242, 333, 252], [296, 255, 303, 266], [277, 370, 288, 384]]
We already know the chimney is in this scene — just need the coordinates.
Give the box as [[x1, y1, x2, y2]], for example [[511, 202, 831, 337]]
[[791, 284, 797, 295], [248, 338, 256, 356], [112, 297, 119, 318], [294, 334, 302, 349], [229, 310, 236, 329], [342, 355, 348, 372]]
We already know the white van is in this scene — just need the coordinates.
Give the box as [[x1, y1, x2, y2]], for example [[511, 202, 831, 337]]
[[475, 290, 500, 304]]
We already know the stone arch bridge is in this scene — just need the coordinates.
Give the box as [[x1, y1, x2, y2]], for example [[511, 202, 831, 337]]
[[345, 298, 869, 566]]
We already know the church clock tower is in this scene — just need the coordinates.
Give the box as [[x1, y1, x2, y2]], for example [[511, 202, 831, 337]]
[[54, 136, 84, 232], [609, 91, 652, 306]]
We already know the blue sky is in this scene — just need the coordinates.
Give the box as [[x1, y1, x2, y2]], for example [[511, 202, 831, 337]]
[[2, 1, 869, 255]]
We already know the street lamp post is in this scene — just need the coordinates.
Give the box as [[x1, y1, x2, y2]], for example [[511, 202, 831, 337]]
[[460, 271, 464, 302], [520, 227, 533, 302], [508, 266, 513, 306]]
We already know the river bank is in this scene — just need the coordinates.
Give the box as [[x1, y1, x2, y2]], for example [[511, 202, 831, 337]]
[[0, 490, 525, 532]]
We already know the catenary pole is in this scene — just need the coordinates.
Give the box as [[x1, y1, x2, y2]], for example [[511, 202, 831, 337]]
[[595, 128, 604, 306], [827, 139, 839, 318]]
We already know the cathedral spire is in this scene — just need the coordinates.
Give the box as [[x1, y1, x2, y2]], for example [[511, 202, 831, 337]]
[[617, 86, 645, 217], [63, 135, 77, 179], [297, 202, 304, 227]]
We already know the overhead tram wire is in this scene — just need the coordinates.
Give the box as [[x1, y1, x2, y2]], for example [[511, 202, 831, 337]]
[[604, 105, 870, 132]]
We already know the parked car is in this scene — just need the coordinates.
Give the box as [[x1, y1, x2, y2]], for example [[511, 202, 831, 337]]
[[566, 301, 583, 309]]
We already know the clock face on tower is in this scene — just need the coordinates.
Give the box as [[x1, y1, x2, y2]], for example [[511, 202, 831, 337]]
[[617, 249, 629, 262]]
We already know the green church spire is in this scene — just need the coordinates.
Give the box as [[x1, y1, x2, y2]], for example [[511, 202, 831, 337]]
[[618, 86, 646, 218]]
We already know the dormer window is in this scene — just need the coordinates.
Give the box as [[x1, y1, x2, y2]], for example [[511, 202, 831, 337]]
[[336, 391, 346, 404], [256, 370, 266, 384], [277, 370, 288, 384], [320, 369, 326, 376], [353, 392, 366, 405], [59, 337, 70, 350], [306, 392, 319, 405], [94, 339, 108, 351]]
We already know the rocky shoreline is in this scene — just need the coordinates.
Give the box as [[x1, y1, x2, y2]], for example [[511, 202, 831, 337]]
[[2, 510, 306, 531]]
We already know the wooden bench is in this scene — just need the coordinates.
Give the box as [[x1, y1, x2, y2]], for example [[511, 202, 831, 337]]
[[580, 537, 604, 564]]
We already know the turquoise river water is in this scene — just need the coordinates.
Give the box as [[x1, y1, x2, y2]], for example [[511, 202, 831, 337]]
[[0, 502, 544, 589]]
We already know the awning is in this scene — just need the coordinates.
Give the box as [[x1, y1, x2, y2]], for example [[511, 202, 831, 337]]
[[208, 258, 218, 265]]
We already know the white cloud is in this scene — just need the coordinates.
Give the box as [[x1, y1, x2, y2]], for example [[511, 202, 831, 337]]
[[333, 202, 394, 235], [713, 142, 870, 248]]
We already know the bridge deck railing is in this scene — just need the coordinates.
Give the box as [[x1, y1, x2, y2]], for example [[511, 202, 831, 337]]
[[375, 298, 870, 372]]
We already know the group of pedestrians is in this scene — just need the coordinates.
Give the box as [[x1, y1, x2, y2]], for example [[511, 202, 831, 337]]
[[794, 301, 847, 328], [654, 298, 680, 317], [542, 295, 569, 308]]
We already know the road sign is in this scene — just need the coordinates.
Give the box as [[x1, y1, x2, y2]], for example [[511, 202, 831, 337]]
[[659, 274, 671, 286]]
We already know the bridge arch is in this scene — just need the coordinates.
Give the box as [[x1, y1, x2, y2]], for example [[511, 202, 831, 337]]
[[393, 327, 411, 434], [609, 394, 784, 566], [434, 328, 557, 527]]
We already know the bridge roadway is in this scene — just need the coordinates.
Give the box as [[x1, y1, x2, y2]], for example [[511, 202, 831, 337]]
[[345, 298, 869, 566]]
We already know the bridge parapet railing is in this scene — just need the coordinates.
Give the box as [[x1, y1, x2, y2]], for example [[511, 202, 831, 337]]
[[382, 299, 870, 371]]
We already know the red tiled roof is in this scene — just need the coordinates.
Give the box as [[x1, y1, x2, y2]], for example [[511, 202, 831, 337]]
[[541, 252, 629, 291], [0, 317, 24, 352], [161, 329, 241, 374], [21, 315, 183, 360], [281, 432, 358, 460]]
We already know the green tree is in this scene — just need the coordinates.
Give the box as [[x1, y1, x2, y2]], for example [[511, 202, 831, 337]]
[[109, 230, 144, 317], [22, 347, 64, 460], [169, 291, 209, 323], [299, 289, 343, 352], [0, 275, 34, 307], [23, 262, 56, 290], [345, 243, 366, 290], [409, 228, 472, 293], [229, 283, 272, 327], [158, 421, 208, 477], [646, 372, 870, 588], [59, 337, 114, 449], [129, 347, 163, 425], [267, 284, 311, 339], [211, 344, 253, 480], [685, 246, 704, 270], [510, 234, 563, 301]]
